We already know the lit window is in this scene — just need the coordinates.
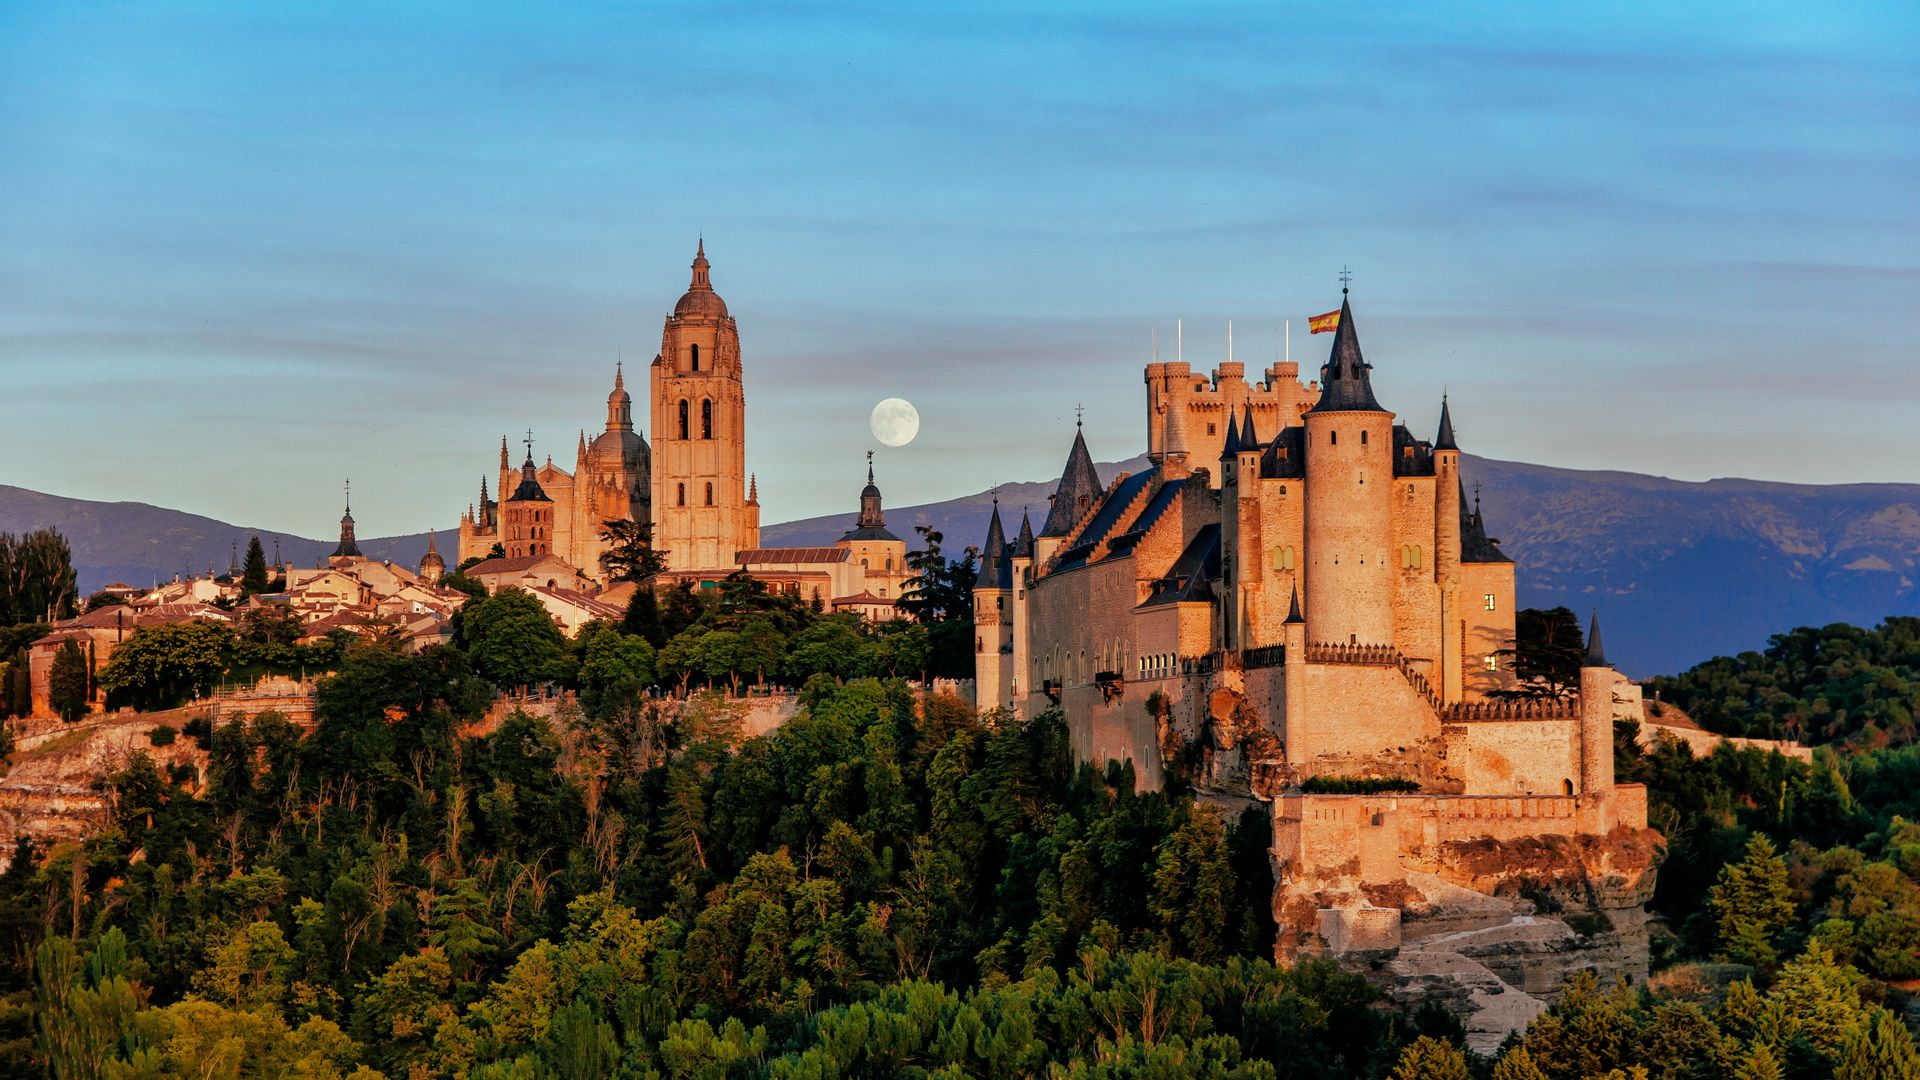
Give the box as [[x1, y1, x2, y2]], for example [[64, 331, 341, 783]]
[[705, 482, 714, 505], [701, 399, 713, 439], [1484, 593, 1497, 611], [1485, 655, 1499, 671]]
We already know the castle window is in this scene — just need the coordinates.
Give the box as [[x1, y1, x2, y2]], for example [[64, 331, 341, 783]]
[[677, 483, 686, 507], [701, 399, 712, 439], [690, 344, 700, 371], [1564, 779, 1575, 796], [705, 482, 714, 505], [1485, 654, 1499, 671], [1484, 593, 1497, 611], [677, 399, 689, 439], [1361, 430, 1368, 445], [1330, 430, 1337, 445], [1207, 423, 1216, 436]]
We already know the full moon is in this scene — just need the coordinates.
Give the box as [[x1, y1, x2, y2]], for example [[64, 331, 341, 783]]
[[870, 398, 920, 447]]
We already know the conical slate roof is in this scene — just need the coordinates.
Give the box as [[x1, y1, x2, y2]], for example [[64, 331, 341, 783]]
[[978, 501, 1012, 589], [1434, 395, 1457, 451], [1239, 402, 1260, 450], [1305, 295, 1386, 414], [1040, 427, 1102, 537], [1014, 509, 1034, 558], [1460, 479, 1510, 564], [1584, 610, 1609, 668], [1217, 410, 1241, 461]]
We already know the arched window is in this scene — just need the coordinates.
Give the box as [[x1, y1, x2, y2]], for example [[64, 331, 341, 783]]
[[677, 399, 689, 440], [1564, 778, 1576, 796], [701, 399, 712, 439], [704, 482, 714, 505], [676, 483, 686, 506], [1361, 430, 1369, 445], [1330, 430, 1338, 445], [690, 344, 700, 371]]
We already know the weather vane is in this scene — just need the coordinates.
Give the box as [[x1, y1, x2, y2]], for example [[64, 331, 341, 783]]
[[1339, 266, 1352, 293], [1074, 403, 1085, 428], [524, 428, 534, 459]]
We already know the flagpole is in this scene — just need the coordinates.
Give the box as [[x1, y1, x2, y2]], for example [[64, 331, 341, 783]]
[[1285, 319, 1290, 364], [1176, 318, 1183, 364], [1227, 320, 1234, 364]]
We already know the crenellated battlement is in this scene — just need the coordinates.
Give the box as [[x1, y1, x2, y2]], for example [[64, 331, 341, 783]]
[[1442, 697, 1580, 722]]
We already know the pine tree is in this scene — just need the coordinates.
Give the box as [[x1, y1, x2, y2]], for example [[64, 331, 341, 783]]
[[1835, 1009, 1920, 1080], [240, 536, 270, 597], [1710, 833, 1794, 971], [1735, 1042, 1783, 1080], [48, 639, 90, 722], [1391, 1036, 1470, 1080]]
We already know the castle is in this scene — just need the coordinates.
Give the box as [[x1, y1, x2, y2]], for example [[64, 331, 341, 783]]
[[975, 292, 1657, 969], [457, 242, 758, 578]]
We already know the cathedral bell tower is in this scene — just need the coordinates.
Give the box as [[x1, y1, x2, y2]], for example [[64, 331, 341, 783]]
[[650, 241, 759, 572]]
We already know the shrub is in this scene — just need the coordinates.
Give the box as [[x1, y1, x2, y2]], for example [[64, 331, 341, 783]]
[[147, 725, 178, 747]]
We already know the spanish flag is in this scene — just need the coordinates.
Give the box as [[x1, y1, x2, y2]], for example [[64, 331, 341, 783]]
[[1308, 309, 1341, 334]]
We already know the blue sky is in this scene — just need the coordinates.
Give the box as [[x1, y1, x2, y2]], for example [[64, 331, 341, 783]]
[[2, 1, 1916, 539]]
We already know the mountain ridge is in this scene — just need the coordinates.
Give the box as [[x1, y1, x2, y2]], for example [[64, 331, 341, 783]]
[[6, 456, 1918, 677]]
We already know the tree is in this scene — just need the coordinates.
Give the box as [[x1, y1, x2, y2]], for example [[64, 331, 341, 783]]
[[1391, 1036, 1470, 1080], [598, 518, 667, 584], [1496, 606, 1585, 699], [241, 536, 271, 597], [897, 525, 977, 680], [1835, 1009, 1920, 1080], [97, 620, 234, 710], [1709, 833, 1794, 971], [457, 588, 566, 692], [48, 639, 90, 722], [0, 529, 78, 625]]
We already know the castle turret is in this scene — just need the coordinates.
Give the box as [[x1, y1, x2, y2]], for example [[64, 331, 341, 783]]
[[1579, 610, 1616, 807], [1433, 397, 1464, 702], [1034, 423, 1102, 566], [974, 500, 1016, 709], [1301, 294, 1395, 645]]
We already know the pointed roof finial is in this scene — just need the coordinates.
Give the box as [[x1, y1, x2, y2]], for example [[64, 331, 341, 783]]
[[1075, 403, 1084, 429], [1286, 584, 1305, 624], [523, 428, 535, 464], [749, 472, 759, 503], [867, 448, 875, 485], [1339, 265, 1352, 295], [1435, 393, 1458, 451], [344, 478, 351, 514], [1219, 409, 1241, 461], [614, 358, 624, 391], [1584, 609, 1609, 668]]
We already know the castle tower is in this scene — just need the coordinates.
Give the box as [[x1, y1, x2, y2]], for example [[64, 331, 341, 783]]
[[502, 437, 555, 559], [331, 481, 362, 560], [651, 241, 757, 572], [1432, 397, 1465, 703], [973, 500, 1015, 708], [1301, 294, 1395, 645], [1579, 610, 1616, 804]]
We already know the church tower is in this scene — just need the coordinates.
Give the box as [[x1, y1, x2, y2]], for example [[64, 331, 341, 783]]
[[651, 241, 759, 572]]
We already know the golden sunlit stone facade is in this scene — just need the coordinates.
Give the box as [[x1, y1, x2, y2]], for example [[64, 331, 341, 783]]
[[458, 242, 761, 577], [976, 294, 1656, 964]]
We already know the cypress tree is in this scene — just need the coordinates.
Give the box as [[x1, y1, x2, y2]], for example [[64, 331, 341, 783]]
[[49, 639, 90, 722], [241, 536, 270, 597]]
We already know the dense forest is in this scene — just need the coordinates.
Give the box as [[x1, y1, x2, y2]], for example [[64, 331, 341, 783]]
[[1648, 617, 1920, 747]]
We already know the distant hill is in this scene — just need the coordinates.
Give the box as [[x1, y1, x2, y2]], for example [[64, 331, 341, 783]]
[[765, 455, 1920, 678], [6, 458, 1918, 676], [0, 485, 449, 593]]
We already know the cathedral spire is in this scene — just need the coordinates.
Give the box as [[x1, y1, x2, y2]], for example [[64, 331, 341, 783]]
[[332, 480, 362, 559], [690, 237, 711, 292], [856, 451, 884, 528]]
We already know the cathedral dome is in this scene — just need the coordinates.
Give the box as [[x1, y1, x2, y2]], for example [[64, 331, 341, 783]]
[[673, 239, 728, 319]]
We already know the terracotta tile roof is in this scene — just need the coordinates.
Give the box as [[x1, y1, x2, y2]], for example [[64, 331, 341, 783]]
[[465, 554, 572, 576], [737, 547, 850, 565], [831, 591, 897, 607]]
